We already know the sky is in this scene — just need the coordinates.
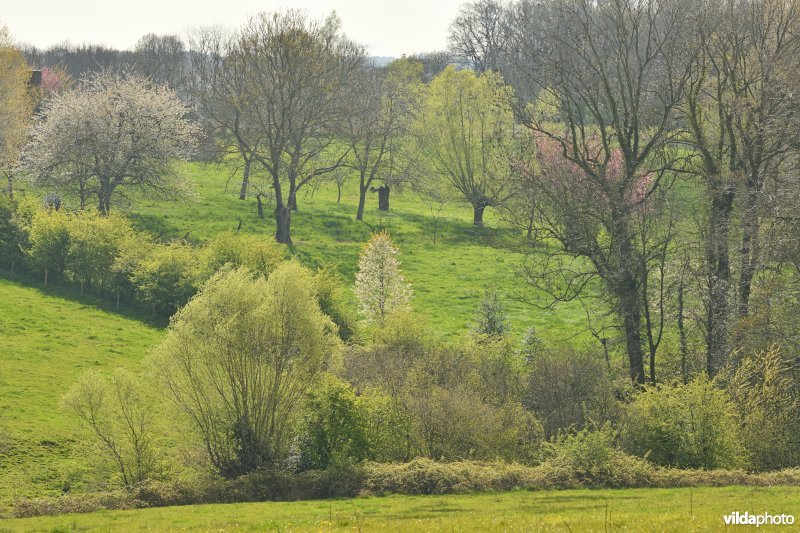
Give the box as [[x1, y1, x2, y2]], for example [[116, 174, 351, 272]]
[[2, 0, 465, 57]]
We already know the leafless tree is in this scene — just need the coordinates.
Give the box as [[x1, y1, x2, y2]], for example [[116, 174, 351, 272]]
[[133, 33, 187, 92], [681, 0, 800, 375], [448, 0, 509, 73], [233, 11, 366, 243]]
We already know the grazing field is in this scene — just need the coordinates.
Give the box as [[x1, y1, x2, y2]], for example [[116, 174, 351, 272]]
[[3, 486, 798, 532], [129, 161, 591, 340], [0, 278, 162, 510]]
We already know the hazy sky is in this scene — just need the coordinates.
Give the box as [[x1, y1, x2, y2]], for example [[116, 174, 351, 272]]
[[2, 0, 465, 57]]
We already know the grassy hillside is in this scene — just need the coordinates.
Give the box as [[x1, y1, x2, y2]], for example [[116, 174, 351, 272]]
[[0, 278, 162, 508], [128, 161, 591, 341], [4, 486, 798, 531]]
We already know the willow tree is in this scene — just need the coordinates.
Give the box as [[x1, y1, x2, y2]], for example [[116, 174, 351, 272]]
[[414, 66, 517, 226], [152, 264, 335, 477]]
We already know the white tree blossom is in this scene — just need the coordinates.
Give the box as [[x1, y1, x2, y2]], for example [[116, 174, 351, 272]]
[[22, 72, 199, 213], [354, 231, 412, 321]]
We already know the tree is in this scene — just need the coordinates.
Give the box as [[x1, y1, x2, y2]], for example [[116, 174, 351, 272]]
[[471, 290, 511, 337], [681, 0, 800, 375], [354, 231, 412, 322], [152, 265, 334, 477], [62, 369, 155, 487], [187, 26, 261, 201], [23, 72, 198, 214], [448, 0, 509, 73], [345, 58, 423, 221], [133, 33, 187, 91], [0, 27, 35, 198], [414, 66, 517, 225], [504, 0, 694, 384], [233, 11, 366, 243]]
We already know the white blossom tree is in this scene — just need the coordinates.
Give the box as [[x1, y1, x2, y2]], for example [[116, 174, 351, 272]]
[[354, 231, 412, 322], [22, 72, 199, 213]]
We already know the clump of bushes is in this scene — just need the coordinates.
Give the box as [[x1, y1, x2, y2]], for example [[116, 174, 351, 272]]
[[621, 375, 746, 469]]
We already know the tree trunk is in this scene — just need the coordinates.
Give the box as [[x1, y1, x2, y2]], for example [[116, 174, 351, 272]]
[[98, 180, 113, 215], [356, 185, 368, 221], [44, 268, 49, 287], [256, 194, 265, 219], [618, 283, 646, 385], [288, 190, 298, 212], [737, 185, 760, 318], [5, 173, 12, 199], [706, 185, 735, 377], [336, 182, 342, 204], [377, 185, 390, 211], [275, 206, 292, 244], [239, 158, 252, 200], [473, 203, 486, 226]]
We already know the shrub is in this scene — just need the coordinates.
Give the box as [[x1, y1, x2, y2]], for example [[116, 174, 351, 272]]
[[353, 230, 412, 322], [65, 210, 135, 294], [621, 375, 746, 469], [0, 194, 24, 271], [25, 207, 70, 285], [312, 266, 358, 342], [130, 241, 203, 315], [726, 345, 800, 470], [524, 348, 621, 438], [296, 375, 372, 471], [203, 231, 283, 278], [542, 424, 652, 488]]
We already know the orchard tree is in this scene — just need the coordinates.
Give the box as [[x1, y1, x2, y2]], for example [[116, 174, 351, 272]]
[[152, 265, 334, 477], [345, 58, 423, 221], [23, 72, 198, 213], [414, 66, 517, 225], [354, 231, 412, 322], [234, 10, 366, 243]]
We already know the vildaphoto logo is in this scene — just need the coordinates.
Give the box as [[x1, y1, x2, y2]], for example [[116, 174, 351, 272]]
[[723, 512, 795, 527]]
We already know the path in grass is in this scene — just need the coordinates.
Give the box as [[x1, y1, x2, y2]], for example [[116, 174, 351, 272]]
[[0, 278, 162, 509], [4, 486, 799, 531]]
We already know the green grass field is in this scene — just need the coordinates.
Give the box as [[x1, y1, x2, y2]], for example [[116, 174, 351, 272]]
[[3, 486, 798, 531], [128, 162, 591, 341], [0, 278, 162, 508]]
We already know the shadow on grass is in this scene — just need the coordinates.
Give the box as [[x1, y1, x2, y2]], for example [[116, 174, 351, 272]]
[[0, 271, 167, 329]]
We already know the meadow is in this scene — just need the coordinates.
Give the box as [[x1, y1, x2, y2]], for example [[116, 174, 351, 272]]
[[3, 486, 798, 531], [129, 161, 592, 341]]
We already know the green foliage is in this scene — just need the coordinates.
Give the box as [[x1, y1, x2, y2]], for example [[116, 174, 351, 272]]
[[65, 211, 135, 292], [296, 375, 372, 471], [130, 241, 202, 315], [0, 195, 23, 268], [25, 208, 70, 283], [151, 265, 335, 477], [312, 266, 358, 342], [203, 231, 284, 278], [727, 346, 800, 471], [622, 376, 746, 469]]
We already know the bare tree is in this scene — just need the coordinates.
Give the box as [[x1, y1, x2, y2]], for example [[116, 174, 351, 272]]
[[344, 58, 422, 221], [505, 0, 694, 384], [233, 11, 366, 243], [133, 33, 187, 92], [187, 26, 261, 201], [448, 0, 509, 73], [23, 72, 198, 214]]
